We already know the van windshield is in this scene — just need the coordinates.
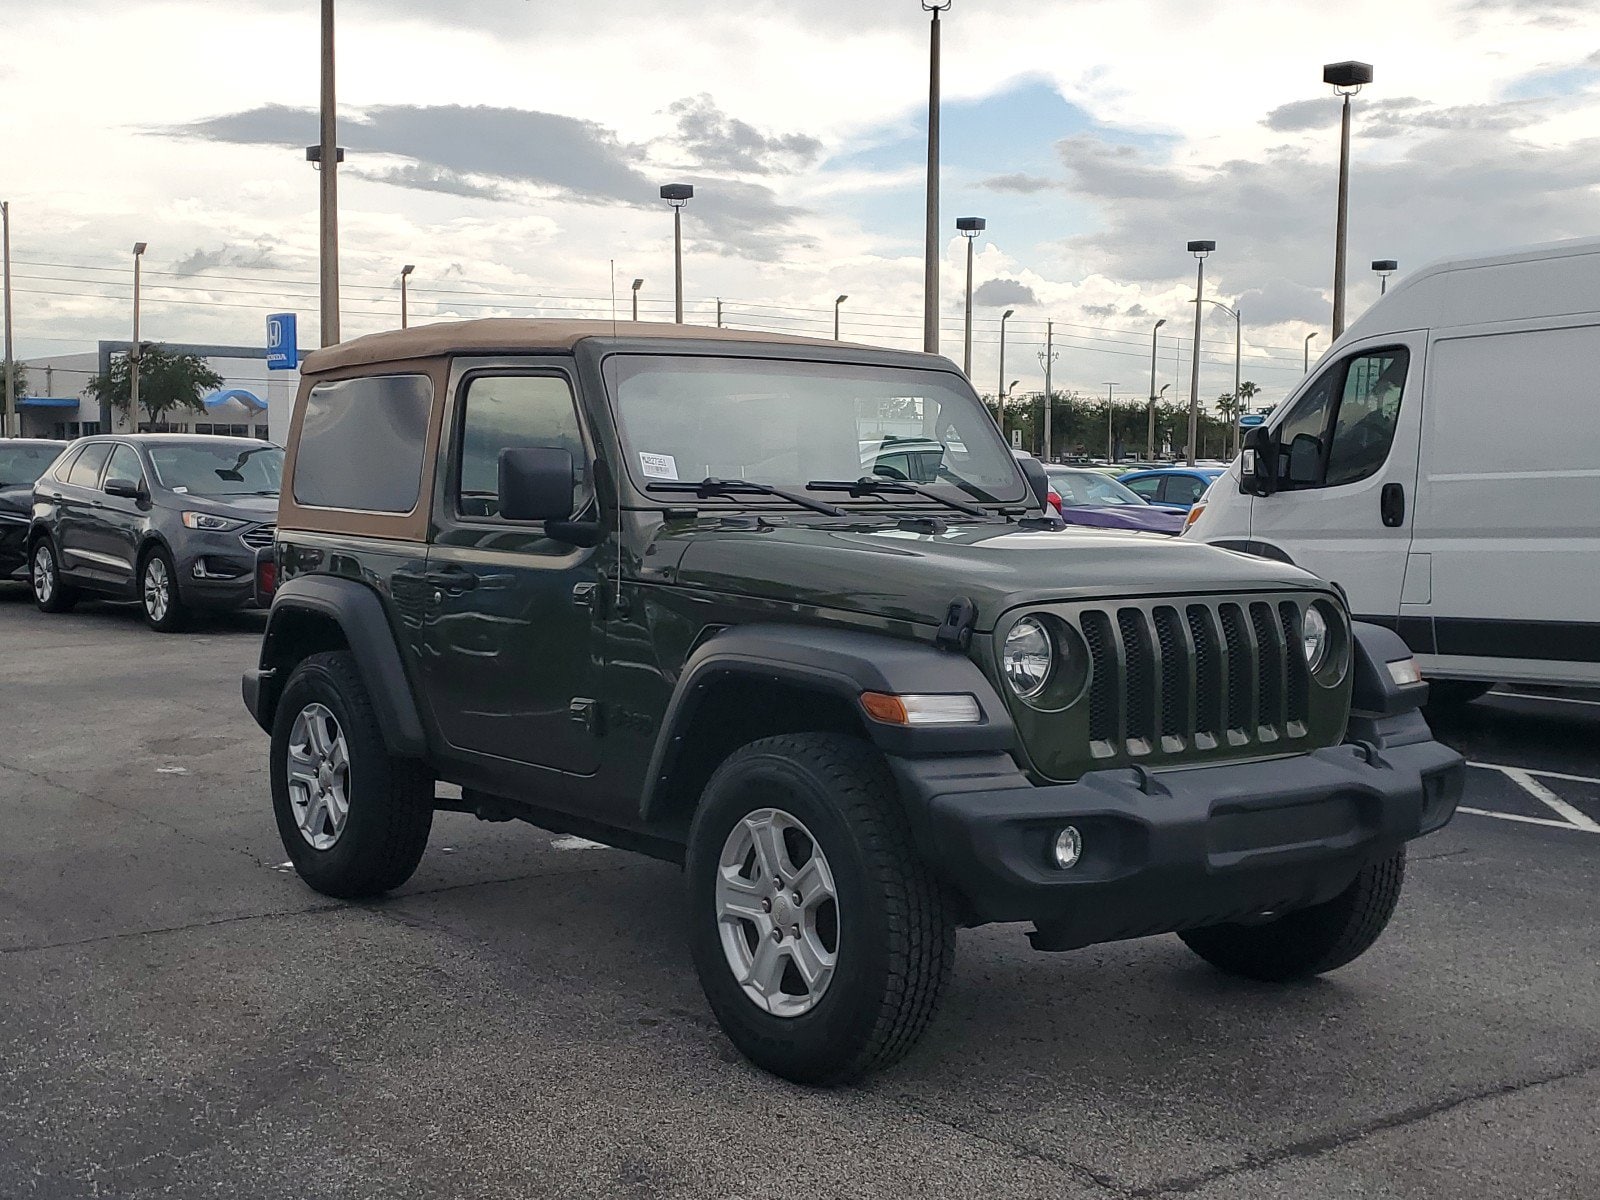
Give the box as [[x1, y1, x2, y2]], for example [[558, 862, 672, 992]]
[[604, 355, 1026, 505]]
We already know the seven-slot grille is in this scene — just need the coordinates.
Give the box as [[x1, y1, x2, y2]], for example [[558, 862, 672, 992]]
[[240, 525, 276, 550], [1078, 597, 1315, 760]]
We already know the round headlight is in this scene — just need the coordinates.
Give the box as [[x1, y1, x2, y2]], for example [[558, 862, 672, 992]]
[[1003, 618, 1054, 700], [1302, 605, 1330, 673]]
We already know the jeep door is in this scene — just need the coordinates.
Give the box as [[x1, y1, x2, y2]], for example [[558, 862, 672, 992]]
[[420, 365, 602, 775]]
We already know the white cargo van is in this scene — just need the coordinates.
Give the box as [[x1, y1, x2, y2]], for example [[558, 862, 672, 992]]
[[1188, 236, 1600, 701]]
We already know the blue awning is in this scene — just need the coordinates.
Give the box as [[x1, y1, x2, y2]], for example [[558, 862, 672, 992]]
[[17, 397, 79, 409]]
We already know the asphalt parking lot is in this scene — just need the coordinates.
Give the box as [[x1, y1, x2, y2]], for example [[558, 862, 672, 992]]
[[2, 586, 1596, 1200]]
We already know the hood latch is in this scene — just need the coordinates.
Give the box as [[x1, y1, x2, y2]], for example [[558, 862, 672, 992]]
[[935, 596, 978, 652]]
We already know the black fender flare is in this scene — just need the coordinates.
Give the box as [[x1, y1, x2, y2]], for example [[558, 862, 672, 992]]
[[1210, 538, 1296, 565], [243, 575, 428, 757], [1349, 620, 1430, 719], [639, 623, 1016, 823]]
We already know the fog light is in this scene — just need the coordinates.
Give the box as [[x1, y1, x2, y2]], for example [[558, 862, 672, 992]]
[[1052, 826, 1083, 870]]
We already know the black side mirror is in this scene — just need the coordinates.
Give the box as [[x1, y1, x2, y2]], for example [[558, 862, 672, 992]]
[[1241, 426, 1276, 496], [1016, 455, 1050, 511], [1288, 433, 1323, 486], [104, 477, 141, 499], [499, 447, 576, 523]]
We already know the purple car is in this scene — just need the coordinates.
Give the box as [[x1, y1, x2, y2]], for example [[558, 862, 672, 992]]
[[1044, 467, 1187, 536]]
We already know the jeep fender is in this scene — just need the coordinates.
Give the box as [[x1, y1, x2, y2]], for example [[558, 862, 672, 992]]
[[242, 575, 428, 758], [639, 624, 1016, 823]]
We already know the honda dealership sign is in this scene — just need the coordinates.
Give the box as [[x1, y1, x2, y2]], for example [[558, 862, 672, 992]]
[[266, 314, 298, 370]]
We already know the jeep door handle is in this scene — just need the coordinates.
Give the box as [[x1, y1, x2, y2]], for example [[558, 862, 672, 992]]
[[424, 567, 478, 592]]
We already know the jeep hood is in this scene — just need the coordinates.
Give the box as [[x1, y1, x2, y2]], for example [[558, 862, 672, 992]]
[[659, 520, 1326, 631]]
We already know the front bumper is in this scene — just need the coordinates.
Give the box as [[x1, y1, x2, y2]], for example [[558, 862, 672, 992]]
[[890, 733, 1463, 943], [0, 514, 28, 580]]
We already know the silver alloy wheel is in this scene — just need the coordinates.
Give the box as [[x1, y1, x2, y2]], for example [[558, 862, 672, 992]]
[[32, 544, 54, 604], [142, 555, 170, 623], [715, 807, 840, 1018], [285, 703, 352, 850]]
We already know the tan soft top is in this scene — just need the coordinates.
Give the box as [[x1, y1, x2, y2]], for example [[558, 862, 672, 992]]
[[299, 318, 845, 375]]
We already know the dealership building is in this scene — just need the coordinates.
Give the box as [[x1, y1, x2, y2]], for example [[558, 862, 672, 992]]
[[12, 341, 303, 445]]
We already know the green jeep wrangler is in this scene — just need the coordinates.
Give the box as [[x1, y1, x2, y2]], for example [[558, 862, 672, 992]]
[[243, 319, 1464, 1084]]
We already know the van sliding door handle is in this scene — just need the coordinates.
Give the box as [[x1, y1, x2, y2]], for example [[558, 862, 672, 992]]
[[1380, 483, 1405, 528]]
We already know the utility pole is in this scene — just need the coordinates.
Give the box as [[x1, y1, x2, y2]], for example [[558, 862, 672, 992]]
[[1146, 318, 1166, 461], [1039, 322, 1057, 461], [922, 2, 950, 354], [130, 242, 147, 432], [1, 201, 12, 438], [318, 0, 341, 346], [716, 298, 722, 328], [1103, 382, 1120, 462]]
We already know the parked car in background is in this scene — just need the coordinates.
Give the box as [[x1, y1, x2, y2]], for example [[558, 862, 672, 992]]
[[28, 434, 281, 630], [1045, 466, 1186, 535], [1120, 466, 1225, 512], [0, 438, 68, 583]]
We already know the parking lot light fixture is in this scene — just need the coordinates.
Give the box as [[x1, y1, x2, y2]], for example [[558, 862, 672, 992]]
[[834, 294, 848, 340], [1372, 258, 1398, 295], [660, 184, 694, 323], [956, 216, 986, 376], [399, 264, 414, 330], [997, 307, 1015, 438], [1147, 318, 1167, 460], [922, 1, 952, 354], [131, 241, 148, 432], [631, 277, 644, 321], [1324, 60, 1373, 339], [1304, 330, 1318, 372], [1185, 240, 1215, 467]]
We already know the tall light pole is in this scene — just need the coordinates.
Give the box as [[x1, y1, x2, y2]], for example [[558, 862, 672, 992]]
[[660, 184, 693, 323], [1194, 297, 1242, 457], [1372, 258, 1397, 295], [1038, 323, 1057, 460], [1185, 240, 1214, 467], [1325, 60, 1372, 340], [130, 242, 147, 433], [922, 1, 951, 354], [631, 278, 644, 321], [996, 307, 1015, 439], [1146, 317, 1166, 461], [1103, 382, 1120, 462], [399, 263, 415, 329], [318, 0, 341, 346], [1304, 331, 1318, 372], [1, 200, 12, 438], [956, 216, 985, 375], [834, 294, 848, 340]]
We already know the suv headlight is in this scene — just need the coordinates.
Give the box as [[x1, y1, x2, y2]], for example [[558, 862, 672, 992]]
[[1003, 617, 1054, 699], [1302, 604, 1330, 672], [181, 511, 245, 532]]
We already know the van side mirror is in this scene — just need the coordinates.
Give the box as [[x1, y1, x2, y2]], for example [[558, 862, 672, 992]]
[[1287, 433, 1323, 486], [499, 447, 575, 523], [1016, 455, 1050, 511], [1241, 426, 1276, 496]]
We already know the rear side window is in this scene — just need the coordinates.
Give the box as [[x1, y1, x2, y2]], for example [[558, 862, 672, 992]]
[[1124, 476, 1162, 501], [293, 374, 432, 512], [65, 443, 112, 488]]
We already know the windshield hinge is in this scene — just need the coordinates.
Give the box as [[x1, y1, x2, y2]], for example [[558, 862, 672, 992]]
[[934, 596, 978, 652]]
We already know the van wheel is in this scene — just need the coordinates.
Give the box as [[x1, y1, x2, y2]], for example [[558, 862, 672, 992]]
[[139, 546, 188, 632], [270, 651, 433, 899], [1179, 849, 1406, 982], [686, 733, 955, 1085], [31, 538, 77, 613]]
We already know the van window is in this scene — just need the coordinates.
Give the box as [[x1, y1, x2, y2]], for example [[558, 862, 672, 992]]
[[292, 374, 432, 513], [455, 374, 587, 520], [1272, 348, 1408, 489]]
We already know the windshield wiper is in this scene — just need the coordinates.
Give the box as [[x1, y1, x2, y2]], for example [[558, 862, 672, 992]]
[[646, 478, 848, 518], [806, 477, 992, 519]]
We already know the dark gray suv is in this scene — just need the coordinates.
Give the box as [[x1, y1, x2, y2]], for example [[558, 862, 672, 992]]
[[29, 434, 281, 631]]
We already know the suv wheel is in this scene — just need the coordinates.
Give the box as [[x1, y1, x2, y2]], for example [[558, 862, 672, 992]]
[[686, 733, 954, 1085], [139, 546, 188, 632], [1179, 848, 1406, 981], [270, 650, 433, 899], [31, 538, 77, 613]]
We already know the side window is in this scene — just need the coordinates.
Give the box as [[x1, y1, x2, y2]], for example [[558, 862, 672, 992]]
[[50, 446, 84, 483], [65, 443, 112, 488], [1272, 370, 1340, 489], [455, 374, 587, 521], [1325, 349, 1409, 487], [293, 374, 432, 512], [1124, 476, 1162, 501], [1178, 475, 1208, 505], [104, 444, 144, 489]]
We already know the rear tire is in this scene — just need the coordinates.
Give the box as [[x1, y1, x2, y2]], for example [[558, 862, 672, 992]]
[[270, 650, 433, 899], [686, 733, 954, 1085], [139, 546, 188, 632], [30, 538, 77, 613], [1179, 849, 1406, 982]]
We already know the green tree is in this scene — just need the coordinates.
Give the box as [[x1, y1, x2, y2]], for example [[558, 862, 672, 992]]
[[2, 360, 28, 400], [84, 345, 224, 429]]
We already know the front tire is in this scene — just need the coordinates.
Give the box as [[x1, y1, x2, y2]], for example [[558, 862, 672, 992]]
[[1179, 848, 1407, 982], [31, 538, 77, 613], [686, 733, 954, 1086], [139, 546, 188, 632], [270, 650, 433, 899]]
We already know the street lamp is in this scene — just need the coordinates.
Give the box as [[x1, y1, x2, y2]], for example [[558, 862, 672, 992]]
[[1103, 382, 1120, 462], [1185, 240, 1215, 467], [631, 278, 644, 321], [130, 242, 147, 433], [660, 183, 694, 323], [1324, 60, 1373, 340], [1146, 318, 1166, 461], [834, 294, 848, 340], [1304, 331, 1318, 372], [997, 307, 1015, 439], [399, 263, 415, 330], [1372, 258, 1397, 295], [1194, 297, 1242, 458], [317, 0, 341, 346], [1, 200, 12, 439], [956, 216, 985, 376], [922, 1, 952, 354]]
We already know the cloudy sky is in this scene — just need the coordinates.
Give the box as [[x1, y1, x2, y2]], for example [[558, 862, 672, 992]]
[[5, 0, 1600, 408]]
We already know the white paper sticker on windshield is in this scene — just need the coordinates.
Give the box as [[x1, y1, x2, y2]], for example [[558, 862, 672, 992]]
[[639, 452, 678, 480], [173, 486, 189, 493]]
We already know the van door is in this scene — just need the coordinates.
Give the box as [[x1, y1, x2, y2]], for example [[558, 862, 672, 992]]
[[1247, 334, 1426, 629]]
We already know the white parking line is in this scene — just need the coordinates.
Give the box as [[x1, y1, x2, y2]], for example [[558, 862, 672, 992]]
[[550, 835, 607, 851], [1457, 807, 1594, 832], [1462, 761, 1600, 835], [1489, 691, 1600, 709]]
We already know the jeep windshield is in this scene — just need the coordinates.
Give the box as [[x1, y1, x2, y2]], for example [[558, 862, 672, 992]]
[[605, 355, 1028, 508]]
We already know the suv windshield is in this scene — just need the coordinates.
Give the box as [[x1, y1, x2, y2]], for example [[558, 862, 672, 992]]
[[147, 442, 283, 496], [606, 355, 1026, 505], [0, 443, 62, 488]]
